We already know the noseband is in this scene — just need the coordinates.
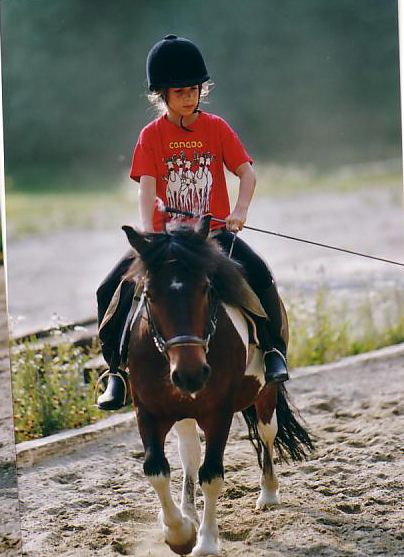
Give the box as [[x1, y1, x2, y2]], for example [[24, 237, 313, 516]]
[[143, 285, 219, 359]]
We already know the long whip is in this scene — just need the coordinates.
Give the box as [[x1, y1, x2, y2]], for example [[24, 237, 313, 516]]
[[161, 204, 404, 268]]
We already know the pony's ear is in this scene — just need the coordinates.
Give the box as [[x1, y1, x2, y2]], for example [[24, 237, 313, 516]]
[[196, 214, 211, 239], [122, 225, 149, 254]]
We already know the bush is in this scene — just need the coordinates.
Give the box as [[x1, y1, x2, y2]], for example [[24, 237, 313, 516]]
[[11, 336, 105, 442]]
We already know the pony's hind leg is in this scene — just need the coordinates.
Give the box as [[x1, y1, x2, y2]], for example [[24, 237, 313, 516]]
[[137, 408, 197, 555], [254, 386, 280, 509], [174, 418, 201, 525], [256, 412, 280, 508]]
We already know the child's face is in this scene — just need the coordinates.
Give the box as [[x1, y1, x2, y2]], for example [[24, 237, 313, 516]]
[[166, 85, 199, 118]]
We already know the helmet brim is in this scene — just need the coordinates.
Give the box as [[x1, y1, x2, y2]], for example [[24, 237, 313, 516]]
[[149, 74, 210, 91]]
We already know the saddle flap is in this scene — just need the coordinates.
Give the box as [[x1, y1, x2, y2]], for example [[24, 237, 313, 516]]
[[238, 276, 267, 319]]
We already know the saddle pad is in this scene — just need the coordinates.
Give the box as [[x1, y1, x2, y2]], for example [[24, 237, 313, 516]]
[[223, 304, 265, 388]]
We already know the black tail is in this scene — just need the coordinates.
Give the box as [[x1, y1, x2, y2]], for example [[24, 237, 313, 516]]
[[242, 384, 315, 468]]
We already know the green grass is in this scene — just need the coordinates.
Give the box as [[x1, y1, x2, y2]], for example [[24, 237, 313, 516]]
[[287, 286, 404, 368], [254, 158, 402, 196], [11, 336, 105, 443], [6, 188, 138, 240]]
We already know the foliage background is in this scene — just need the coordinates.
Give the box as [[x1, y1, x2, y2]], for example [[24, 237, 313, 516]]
[[1, 0, 401, 192]]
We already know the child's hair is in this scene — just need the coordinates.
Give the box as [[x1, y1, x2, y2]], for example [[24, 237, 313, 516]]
[[147, 81, 214, 117]]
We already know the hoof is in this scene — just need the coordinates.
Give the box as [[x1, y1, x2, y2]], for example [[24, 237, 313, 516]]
[[166, 526, 197, 555], [165, 520, 197, 555], [255, 489, 280, 509], [191, 542, 220, 556]]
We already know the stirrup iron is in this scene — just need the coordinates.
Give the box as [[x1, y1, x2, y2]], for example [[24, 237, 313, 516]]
[[95, 368, 129, 406]]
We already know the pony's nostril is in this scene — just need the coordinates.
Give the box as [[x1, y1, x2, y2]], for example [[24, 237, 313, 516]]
[[171, 370, 182, 388], [202, 364, 211, 382]]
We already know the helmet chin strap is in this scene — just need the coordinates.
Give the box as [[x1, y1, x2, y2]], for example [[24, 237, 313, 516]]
[[193, 84, 202, 113], [179, 116, 193, 132]]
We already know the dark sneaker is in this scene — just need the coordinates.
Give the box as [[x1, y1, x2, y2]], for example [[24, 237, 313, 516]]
[[263, 348, 289, 384], [97, 370, 128, 411]]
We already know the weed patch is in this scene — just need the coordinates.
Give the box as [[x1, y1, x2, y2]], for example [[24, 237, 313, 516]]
[[11, 336, 105, 442], [288, 287, 404, 367]]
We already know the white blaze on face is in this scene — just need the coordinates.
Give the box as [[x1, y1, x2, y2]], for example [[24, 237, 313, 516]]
[[170, 278, 184, 291]]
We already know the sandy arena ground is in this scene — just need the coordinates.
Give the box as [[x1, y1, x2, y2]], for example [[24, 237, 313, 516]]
[[16, 350, 404, 557]]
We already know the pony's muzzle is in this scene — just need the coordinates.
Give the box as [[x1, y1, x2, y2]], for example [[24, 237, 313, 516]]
[[171, 363, 211, 394]]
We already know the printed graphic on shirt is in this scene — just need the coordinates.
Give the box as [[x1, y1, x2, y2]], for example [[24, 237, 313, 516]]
[[164, 151, 215, 215]]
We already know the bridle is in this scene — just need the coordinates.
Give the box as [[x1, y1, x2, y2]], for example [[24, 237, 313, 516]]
[[143, 282, 219, 360]]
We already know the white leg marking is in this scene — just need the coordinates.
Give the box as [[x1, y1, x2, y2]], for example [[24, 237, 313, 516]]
[[148, 474, 196, 549], [191, 477, 223, 557], [256, 413, 280, 508], [175, 419, 201, 524]]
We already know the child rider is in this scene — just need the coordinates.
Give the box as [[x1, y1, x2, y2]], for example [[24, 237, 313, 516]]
[[96, 34, 289, 410]]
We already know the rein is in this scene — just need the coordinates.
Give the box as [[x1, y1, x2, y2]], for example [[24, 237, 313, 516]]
[[161, 204, 404, 269], [143, 285, 219, 359]]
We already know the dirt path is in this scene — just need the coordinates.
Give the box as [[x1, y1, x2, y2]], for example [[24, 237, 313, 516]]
[[6, 185, 404, 337], [17, 350, 403, 556], [0, 269, 22, 556]]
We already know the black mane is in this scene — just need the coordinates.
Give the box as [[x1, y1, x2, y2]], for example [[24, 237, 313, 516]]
[[125, 224, 252, 307]]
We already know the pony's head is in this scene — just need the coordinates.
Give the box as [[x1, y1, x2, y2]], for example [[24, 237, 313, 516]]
[[122, 217, 249, 395]]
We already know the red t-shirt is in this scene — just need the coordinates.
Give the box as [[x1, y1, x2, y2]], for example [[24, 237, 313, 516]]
[[130, 111, 252, 231]]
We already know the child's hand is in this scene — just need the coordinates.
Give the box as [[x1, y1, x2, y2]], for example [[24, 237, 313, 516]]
[[225, 206, 248, 232], [229, 162, 255, 232]]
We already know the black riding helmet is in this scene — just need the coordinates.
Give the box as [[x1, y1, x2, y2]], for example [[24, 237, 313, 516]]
[[146, 34, 210, 91]]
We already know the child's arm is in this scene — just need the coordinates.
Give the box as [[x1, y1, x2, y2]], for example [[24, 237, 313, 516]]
[[225, 162, 256, 232], [138, 175, 156, 232]]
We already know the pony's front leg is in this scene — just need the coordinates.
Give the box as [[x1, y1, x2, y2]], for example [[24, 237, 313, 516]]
[[174, 418, 201, 525], [191, 413, 233, 557], [137, 408, 197, 555]]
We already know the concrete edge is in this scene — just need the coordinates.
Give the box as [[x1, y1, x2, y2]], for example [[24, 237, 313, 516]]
[[15, 342, 404, 468], [16, 412, 135, 469]]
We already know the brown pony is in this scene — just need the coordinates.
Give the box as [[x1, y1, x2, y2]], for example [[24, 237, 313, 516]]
[[122, 217, 313, 557]]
